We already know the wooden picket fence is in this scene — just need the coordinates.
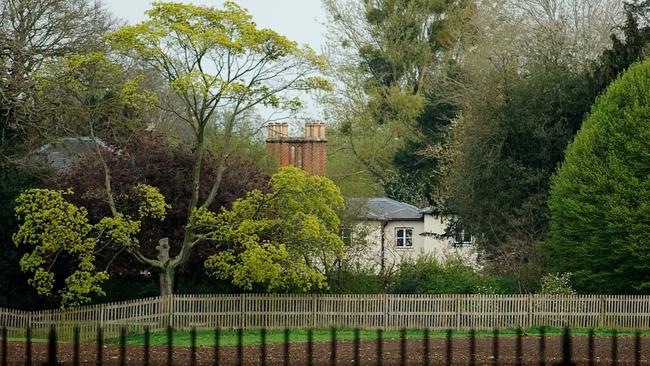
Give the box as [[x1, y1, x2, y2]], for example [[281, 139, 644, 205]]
[[2, 294, 650, 341]]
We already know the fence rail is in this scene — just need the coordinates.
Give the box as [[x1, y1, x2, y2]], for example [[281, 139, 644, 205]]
[[2, 294, 650, 341]]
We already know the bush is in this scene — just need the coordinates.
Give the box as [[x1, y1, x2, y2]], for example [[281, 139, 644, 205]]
[[328, 267, 386, 294], [546, 60, 650, 294], [391, 254, 501, 294], [539, 273, 576, 295]]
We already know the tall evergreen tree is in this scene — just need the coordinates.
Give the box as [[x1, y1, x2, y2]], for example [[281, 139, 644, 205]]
[[546, 59, 650, 294]]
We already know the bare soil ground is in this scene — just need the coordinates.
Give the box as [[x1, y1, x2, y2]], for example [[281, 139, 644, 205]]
[[3, 336, 649, 365]]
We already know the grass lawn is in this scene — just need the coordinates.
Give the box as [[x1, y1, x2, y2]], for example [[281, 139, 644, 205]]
[[106, 327, 650, 347]]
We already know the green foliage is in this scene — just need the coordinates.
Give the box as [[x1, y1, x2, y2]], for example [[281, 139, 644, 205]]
[[107, 1, 329, 130], [95, 214, 141, 251], [391, 254, 500, 294], [197, 167, 345, 292], [539, 273, 576, 295], [324, 0, 468, 205], [12, 184, 170, 307], [134, 184, 170, 221], [546, 60, 650, 294], [590, 4, 650, 94], [446, 62, 594, 255], [327, 268, 385, 294], [0, 0, 115, 156], [35, 52, 155, 142], [0, 166, 51, 309], [12, 189, 108, 307], [443, 1, 650, 292]]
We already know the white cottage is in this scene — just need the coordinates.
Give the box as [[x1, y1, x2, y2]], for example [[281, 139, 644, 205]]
[[345, 197, 476, 272]]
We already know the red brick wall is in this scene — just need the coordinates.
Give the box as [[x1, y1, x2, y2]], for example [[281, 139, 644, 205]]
[[266, 122, 327, 176]]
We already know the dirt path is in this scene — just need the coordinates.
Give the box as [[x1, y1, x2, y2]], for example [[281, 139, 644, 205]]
[[3, 336, 649, 365]]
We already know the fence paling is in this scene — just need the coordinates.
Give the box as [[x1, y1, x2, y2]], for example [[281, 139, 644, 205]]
[[3, 294, 650, 340]]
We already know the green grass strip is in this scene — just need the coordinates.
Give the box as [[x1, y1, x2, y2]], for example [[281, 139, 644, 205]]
[[105, 327, 650, 347]]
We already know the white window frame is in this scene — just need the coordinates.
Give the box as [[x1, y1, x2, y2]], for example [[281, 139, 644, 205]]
[[453, 228, 472, 246], [395, 227, 413, 248], [340, 226, 352, 245]]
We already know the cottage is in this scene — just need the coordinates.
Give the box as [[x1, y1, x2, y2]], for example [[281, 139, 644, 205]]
[[265, 122, 476, 270], [345, 197, 477, 272]]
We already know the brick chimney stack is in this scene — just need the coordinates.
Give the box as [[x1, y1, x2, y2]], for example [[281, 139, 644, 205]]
[[266, 122, 327, 175]]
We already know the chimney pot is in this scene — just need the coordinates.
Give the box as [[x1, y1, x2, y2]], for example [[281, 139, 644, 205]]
[[267, 123, 274, 139], [281, 122, 288, 138], [319, 123, 326, 140]]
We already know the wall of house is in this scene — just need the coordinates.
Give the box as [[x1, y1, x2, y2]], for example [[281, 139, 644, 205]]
[[351, 215, 477, 272], [422, 214, 477, 262]]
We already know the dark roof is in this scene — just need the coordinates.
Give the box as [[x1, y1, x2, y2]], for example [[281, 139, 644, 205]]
[[419, 206, 440, 215], [30, 136, 117, 173], [348, 197, 424, 221]]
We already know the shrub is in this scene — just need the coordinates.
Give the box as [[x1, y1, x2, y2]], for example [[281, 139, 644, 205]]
[[546, 60, 650, 293], [391, 254, 500, 294], [539, 273, 576, 295]]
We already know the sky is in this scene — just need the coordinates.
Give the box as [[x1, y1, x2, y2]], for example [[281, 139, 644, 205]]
[[105, 0, 329, 123]]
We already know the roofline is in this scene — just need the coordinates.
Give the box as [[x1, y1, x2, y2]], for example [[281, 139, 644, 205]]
[[356, 217, 424, 222]]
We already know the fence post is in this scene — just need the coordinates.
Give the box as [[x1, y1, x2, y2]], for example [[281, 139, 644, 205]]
[[598, 296, 606, 328], [527, 295, 533, 328], [311, 294, 317, 328], [99, 304, 105, 330], [383, 294, 389, 330], [455, 295, 462, 330], [157, 296, 164, 330], [239, 294, 245, 329], [168, 295, 175, 329]]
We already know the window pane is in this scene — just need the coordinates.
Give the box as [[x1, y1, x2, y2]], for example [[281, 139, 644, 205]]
[[397, 238, 404, 247], [405, 238, 412, 247], [454, 231, 462, 243], [463, 230, 472, 243], [396, 229, 404, 238], [405, 229, 412, 238], [341, 227, 351, 245]]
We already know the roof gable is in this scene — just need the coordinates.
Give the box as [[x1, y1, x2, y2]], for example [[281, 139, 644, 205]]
[[348, 197, 423, 221]]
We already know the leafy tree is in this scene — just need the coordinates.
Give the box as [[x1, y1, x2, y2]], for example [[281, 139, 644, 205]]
[[54, 1, 329, 296], [323, 0, 468, 205], [440, 0, 626, 291], [0, 165, 45, 309], [193, 167, 345, 292], [386, 85, 458, 206], [12, 185, 169, 307], [9, 0, 331, 301], [34, 52, 156, 145], [60, 132, 270, 279], [545, 60, 650, 294], [0, 0, 115, 157], [590, 2, 650, 95]]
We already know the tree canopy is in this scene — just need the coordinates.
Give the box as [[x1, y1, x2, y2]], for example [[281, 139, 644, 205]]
[[439, 0, 640, 291], [12, 185, 168, 307], [194, 167, 345, 292], [100, 1, 329, 296], [323, 0, 468, 206], [545, 59, 650, 294]]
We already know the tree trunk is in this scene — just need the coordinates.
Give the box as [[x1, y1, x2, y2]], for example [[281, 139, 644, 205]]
[[159, 265, 174, 296], [156, 238, 174, 296]]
